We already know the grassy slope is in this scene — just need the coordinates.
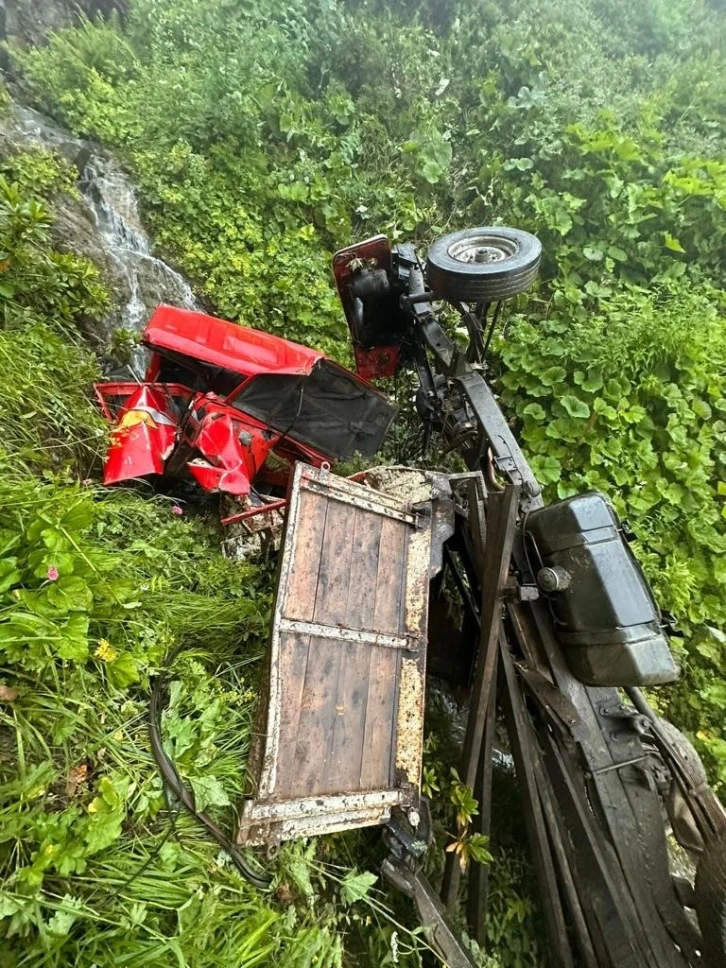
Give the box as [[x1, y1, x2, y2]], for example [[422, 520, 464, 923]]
[[2, 0, 726, 965]]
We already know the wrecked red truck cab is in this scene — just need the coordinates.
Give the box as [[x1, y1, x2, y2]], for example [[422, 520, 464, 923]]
[[96, 305, 395, 497]]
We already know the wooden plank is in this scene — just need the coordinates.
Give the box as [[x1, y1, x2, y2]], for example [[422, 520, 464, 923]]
[[270, 631, 311, 798], [460, 486, 519, 789], [361, 515, 409, 789], [373, 515, 408, 635], [324, 640, 373, 792], [346, 508, 383, 631], [529, 738, 600, 968], [360, 646, 399, 791], [283, 487, 329, 622], [286, 635, 346, 796], [313, 499, 357, 626], [323, 508, 385, 791]]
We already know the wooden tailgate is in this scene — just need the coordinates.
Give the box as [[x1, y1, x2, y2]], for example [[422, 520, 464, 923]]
[[237, 462, 435, 845]]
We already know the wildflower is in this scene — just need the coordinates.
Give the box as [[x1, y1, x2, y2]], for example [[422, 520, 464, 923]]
[[82, 478, 93, 486], [172, 505, 184, 515], [95, 639, 118, 662], [46, 566, 59, 582]]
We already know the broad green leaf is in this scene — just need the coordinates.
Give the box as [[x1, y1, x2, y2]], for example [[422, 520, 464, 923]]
[[664, 232, 685, 253], [340, 869, 377, 905], [593, 398, 618, 420], [522, 403, 546, 420], [107, 652, 140, 689], [560, 396, 590, 419], [421, 160, 445, 184], [533, 455, 562, 483], [581, 367, 603, 392], [190, 775, 231, 811], [540, 366, 567, 386], [692, 399, 712, 420], [551, 208, 572, 236]]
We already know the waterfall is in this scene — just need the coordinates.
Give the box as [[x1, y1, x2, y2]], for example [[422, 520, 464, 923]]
[[80, 155, 198, 332], [12, 104, 199, 359]]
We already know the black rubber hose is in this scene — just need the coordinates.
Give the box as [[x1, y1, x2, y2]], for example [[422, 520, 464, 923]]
[[148, 654, 272, 890]]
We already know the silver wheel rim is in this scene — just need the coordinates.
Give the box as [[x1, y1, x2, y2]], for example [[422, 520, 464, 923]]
[[447, 233, 519, 265]]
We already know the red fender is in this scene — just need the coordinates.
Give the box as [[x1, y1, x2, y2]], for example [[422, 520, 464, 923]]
[[101, 385, 180, 485], [188, 412, 278, 496]]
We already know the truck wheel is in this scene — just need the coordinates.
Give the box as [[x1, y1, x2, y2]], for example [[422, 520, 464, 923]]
[[426, 226, 542, 303], [695, 826, 726, 967]]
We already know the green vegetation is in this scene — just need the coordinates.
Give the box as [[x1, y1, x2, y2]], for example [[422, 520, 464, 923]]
[[1, 0, 726, 965]]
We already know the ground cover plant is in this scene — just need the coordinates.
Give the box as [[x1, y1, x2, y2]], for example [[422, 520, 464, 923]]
[[2, 0, 726, 964]]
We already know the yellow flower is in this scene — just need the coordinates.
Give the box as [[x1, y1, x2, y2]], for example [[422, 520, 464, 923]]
[[95, 639, 118, 662]]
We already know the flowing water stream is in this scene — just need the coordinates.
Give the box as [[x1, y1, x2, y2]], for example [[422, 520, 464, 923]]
[[13, 104, 199, 356]]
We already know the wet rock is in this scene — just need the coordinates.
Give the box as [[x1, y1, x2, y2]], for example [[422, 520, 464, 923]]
[[4, 0, 127, 48], [5, 103, 199, 367]]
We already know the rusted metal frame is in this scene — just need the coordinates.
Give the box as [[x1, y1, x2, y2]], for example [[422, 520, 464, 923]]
[[441, 485, 519, 912], [586, 691, 702, 964], [395, 505, 434, 791], [464, 473, 488, 582], [498, 635, 576, 968], [506, 599, 610, 968], [382, 859, 478, 968], [466, 669, 497, 944], [506, 592, 557, 686], [455, 369, 543, 512], [537, 725, 654, 968], [243, 789, 402, 822], [459, 486, 520, 789], [627, 686, 726, 840], [443, 543, 481, 631], [221, 468, 390, 526], [410, 300, 542, 509], [221, 498, 288, 526], [526, 729, 600, 968], [277, 618, 414, 651], [301, 471, 420, 515], [523, 593, 690, 967]]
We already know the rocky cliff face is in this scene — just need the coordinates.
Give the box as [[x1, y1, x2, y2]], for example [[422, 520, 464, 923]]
[[4, 0, 127, 47], [0, 4, 201, 369], [4, 104, 198, 367]]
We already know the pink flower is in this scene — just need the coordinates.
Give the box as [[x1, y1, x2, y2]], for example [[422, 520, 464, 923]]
[[47, 566, 59, 582], [82, 478, 93, 487], [171, 505, 184, 516]]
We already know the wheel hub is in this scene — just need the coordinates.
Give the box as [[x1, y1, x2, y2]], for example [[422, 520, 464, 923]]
[[447, 234, 519, 265]]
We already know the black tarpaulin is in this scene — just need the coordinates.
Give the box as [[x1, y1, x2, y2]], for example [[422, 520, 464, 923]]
[[229, 360, 395, 459]]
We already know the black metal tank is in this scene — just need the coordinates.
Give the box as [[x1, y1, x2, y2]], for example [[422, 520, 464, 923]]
[[525, 492, 679, 687]]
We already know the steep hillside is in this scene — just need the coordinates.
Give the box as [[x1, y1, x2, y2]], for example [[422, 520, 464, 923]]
[[1, 1, 725, 966]]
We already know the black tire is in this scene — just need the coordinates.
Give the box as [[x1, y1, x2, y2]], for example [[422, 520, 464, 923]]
[[426, 226, 542, 303], [695, 826, 726, 967]]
